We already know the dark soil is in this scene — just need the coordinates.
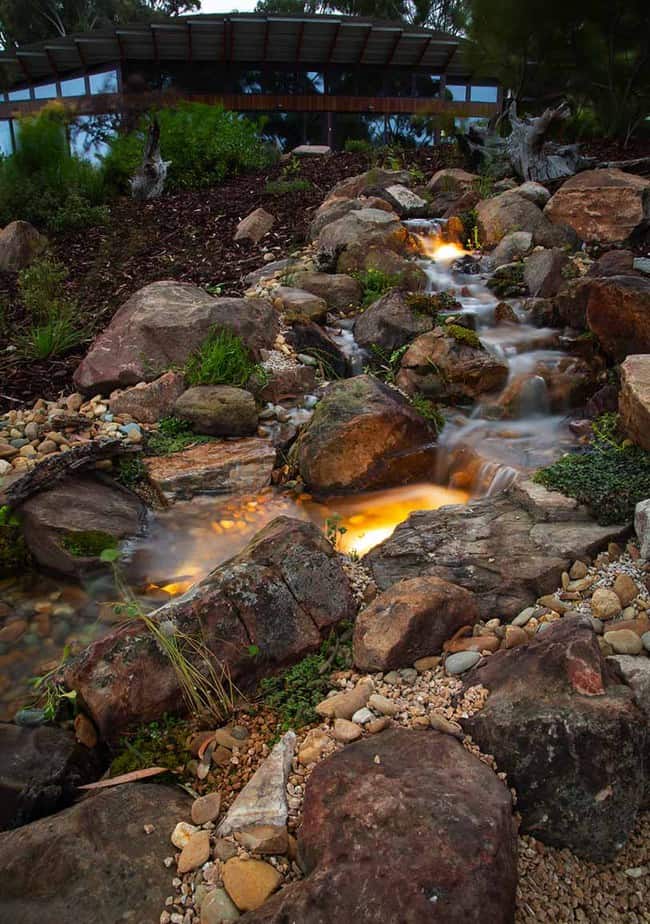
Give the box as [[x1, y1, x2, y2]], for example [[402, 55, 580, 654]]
[[0, 147, 456, 410]]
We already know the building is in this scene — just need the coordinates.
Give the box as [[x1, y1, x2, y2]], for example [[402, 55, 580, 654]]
[[0, 13, 500, 155]]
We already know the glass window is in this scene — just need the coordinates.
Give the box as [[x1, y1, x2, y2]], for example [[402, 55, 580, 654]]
[[415, 74, 441, 98], [61, 76, 86, 97], [0, 121, 13, 155], [445, 84, 467, 102], [8, 88, 31, 101], [89, 70, 118, 95], [470, 85, 498, 103], [70, 115, 116, 164], [34, 82, 57, 100], [237, 69, 263, 94], [305, 72, 324, 94]]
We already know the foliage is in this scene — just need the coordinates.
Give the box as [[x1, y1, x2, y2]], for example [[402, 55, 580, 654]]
[[410, 393, 445, 432], [264, 177, 313, 196], [487, 262, 526, 298], [407, 291, 461, 316], [61, 529, 117, 557], [366, 342, 409, 384], [16, 256, 85, 359], [445, 323, 483, 349], [28, 645, 76, 722], [254, 0, 466, 32], [354, 267, 403, 309], [258, 625, 353, 731], [145, 416, 213, 456], [103, 103, 277, 194], [184, 328, 262, 388], [344, 139, 374, 155], [16, 313, 85, 359], [109, 715, 189, 777], [325, 514, 347, 550], [18, 259, 67, 321], [115, 454, 148, 487], [0, 106, 107, 232], [0, 505, 31, 577], [533, 414, 650, 525]]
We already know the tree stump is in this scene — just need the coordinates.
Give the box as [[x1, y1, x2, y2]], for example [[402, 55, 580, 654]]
[[130, 117, 170, 200]]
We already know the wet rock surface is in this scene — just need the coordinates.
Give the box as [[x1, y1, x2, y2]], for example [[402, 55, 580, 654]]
[[354, 289, 433, 353]]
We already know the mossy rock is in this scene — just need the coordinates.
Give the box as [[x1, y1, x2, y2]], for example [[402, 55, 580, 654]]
[[445, 324, 483, 350], [60, 530, 118, 558], [0, 512, 31, 578]]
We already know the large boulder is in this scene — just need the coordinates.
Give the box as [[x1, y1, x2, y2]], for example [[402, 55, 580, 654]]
[[489, 230, 533, 269], [354, 289, 433, 353], [619, 354, 650, 450], [477, 190, 572, 248], [336, 244, 427, 289], [174, 385, 258, 437], [73, 282, 279, 394], [462, 617, 647, 861], [544, 168, 650, 244], [291, 271, 361, 312], [367, 480, 629, 620], [585, 274, 650, 360], [353, 576, 480, 671], [308, 196, 395, 240], [241, 728, 517, 924], [289, 375, 436, 494], [65, 517, 356, 739], [316, 209, 408, 258], [0, 782, 191, 924], [523, 247, 567, 298], [144, 437, 276, 501], [428, 167, 478, 195], [328, 168, 413, 201], [0, 221, 46, 272], [0, 723, 103, 830], [396, 328, 509, 402], [19, 474, 146, 577], [108, 371, 186, 424]]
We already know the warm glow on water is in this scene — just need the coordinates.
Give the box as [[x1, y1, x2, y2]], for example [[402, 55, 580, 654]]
[[415, 232, 467, 263]]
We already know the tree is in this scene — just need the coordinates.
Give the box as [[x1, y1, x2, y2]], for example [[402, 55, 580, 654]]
[[254, 0, 467, 33]]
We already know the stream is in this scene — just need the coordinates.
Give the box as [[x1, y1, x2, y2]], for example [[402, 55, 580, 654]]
[[0, 223, 582, 720]]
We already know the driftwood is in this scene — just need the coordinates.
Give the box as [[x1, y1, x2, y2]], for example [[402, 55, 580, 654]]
[[1, 439, 137, 508], [130, 117, 170, 200]]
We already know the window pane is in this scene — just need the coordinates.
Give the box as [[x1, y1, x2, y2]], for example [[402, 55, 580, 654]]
[[445, 84, 466, 101], [89, 71, 118, 94], [305, 72, 324, 94], [8, 88, 31, 101], [61, 76, 86, 97], [0, 121, 13, 155], [34, 82, 57, 100], [470, 85, 498, 103], [70, 115, 117, 164], [415, 74, 441, 97]]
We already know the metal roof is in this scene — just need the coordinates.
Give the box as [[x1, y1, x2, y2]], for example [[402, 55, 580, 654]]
[[0, 13, 473, 87]]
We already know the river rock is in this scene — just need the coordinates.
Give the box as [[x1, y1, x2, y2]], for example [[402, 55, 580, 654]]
[[239, 728, 517, 924], [274, 286, 328, 324], [108, 371, 186, 423], [354, 289, 433, 353], [65, 517, 355, 739], [477, 190, 572, 248], [289, 374, 436, 494], [224, 857, 282, 912], [19, 474, 146, 577], [544, 168, 650, 243], [201, 888, 241, 923], [591, 587, 622, 621], [603, 629, 643, 655], [175, 386, 258, 437], [367, 481, 628, 619], [178, 829, 211, 873], [588, 249, 636, 277], [332, 718, 363, 743], [316, 208, 408, 259], [144, 438, 275, 501], [379, 184, 428, 217], [234, 208, 275, 244], [0, 220, 46, 272], [315, 678, 374, 720], [620, 355, 650, 450], [217, 732, 295, 837], [291, 271, 361, 312], [396, 328, 509, 402], [586, 275, 650, 360], [523, 247, 567, 297], [337, 242, 427, 289], [0, 782, 191, 924], [613, 573, 639, 607], [635, 498, 650, 558], [489, 230, 533, 268], [445, 650, 481, 674], [309, 196, 392, 239], [353, 577, 479, 672], [0, 723, 103, 830], [191, 792, 222, 825], [328, 168, 413, 201], [515, 181, 551, 208], [284, 320, 348, 378], [462, 616, 646, 860], [73, 282, 279, 394]]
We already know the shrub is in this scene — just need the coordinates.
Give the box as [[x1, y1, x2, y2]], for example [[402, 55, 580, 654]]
[[264, 178, 312, 196], [533, 414, 650, 525], [103, 103, 277, 193], [185, 328, 261, 388], [354, 268, 402, 309], [365, 343, 409, 384], [16, 256, 85, 359], [0, 105, 108, 232], [146, 416, 213, 456], [19, 258, 68, 321]]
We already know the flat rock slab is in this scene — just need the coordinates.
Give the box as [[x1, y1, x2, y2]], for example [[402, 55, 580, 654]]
[[367, 481, 629, 619], [144, 438, 276, 501], [0, 782, 190, 924], [240, 727, 517, 924]]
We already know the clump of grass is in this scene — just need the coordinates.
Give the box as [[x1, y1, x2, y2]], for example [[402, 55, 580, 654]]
[[17, 314, 85, 359], [185, 328, 261, 388], [258, 625, 352, 731], [533, 413, 650, 525], [445, 323, 482, 350], [16, 257, 85, 359], [354, 267, 403, 309], [61, 529, 117, 558], [487, 262, 526, 298], [365, 342, 409, 384], [410, 393, 445, 433], [344, 139, 374, 155], [109, 715, 189, 777], [264, 178, 312, 196], [146, 416, 213, 456]]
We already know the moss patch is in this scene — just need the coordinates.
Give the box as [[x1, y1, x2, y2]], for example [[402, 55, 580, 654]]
[[487, 263, 526, 298], [407, 291, 461, 317], [109, 715, 190, 777], [61, 530, 118, 558], [445, 324, 482, 349]]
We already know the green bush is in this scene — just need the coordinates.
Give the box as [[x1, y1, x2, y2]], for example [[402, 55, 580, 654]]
[[145, 416, 213, 456], [354, 268, 402, 309], [0, 105, 108, 232], [533, 414, 650, 525], [17, 314, 85, 359], [185, 328, 261, 388], [103, 103, 277, 193]]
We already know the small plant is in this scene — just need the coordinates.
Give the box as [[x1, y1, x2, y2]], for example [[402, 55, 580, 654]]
[[354, 268, 402, 309], [109, 715, 189, 777], [61, 529, 117, 558], [16, 257, 85, 358], [115, 455, 148, 487], [344, 139, 374, 156], [185, 328, 262, 388], [258, 625, 353, 731], [445, 324, 483, 349], [325, 514, 347, 550], [264, 178, 312, 196], [366, 342, 409, 384], [410, 394, 445, 433], [205, 283, 223, 296], [17, 314, 85, 359], [533, 414, 650, 525], [0, 505, 31, 577], [146, 416, 213, 456], [18, 259, 68, 321], [28, 645, 77, 721], [473, 172, 495, 199]]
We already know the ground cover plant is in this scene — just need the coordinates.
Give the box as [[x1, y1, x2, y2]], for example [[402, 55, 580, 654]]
[[184, 328, 263, 388]]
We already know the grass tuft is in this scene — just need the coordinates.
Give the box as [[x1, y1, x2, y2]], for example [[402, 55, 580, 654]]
[[185, 328, 261, 388]]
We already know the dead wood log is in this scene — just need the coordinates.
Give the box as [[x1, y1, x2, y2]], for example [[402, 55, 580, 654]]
[[130, 117, 170, 200]]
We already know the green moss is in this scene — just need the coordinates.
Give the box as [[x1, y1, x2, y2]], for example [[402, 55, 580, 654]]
[[487, 263, 526, 298], [61, 530, 117, 558], [0, 506, 31, 577], [533, 414, 650, 525], [146, 416, 214, 456], [407, 291, 461, 317], [258, 625, 352, 731], [445, 324, 482, 349], [109, 716, 190, 777], [410, 394, 445, 433], [115, 455, 148, 487], [264, 178, 312, 196]]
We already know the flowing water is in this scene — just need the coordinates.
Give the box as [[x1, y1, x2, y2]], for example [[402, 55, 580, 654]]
[[0, 222, 583, 718]]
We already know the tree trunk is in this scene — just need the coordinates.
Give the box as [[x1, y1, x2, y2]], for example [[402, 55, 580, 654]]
[[130, 117, 170, 200]]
